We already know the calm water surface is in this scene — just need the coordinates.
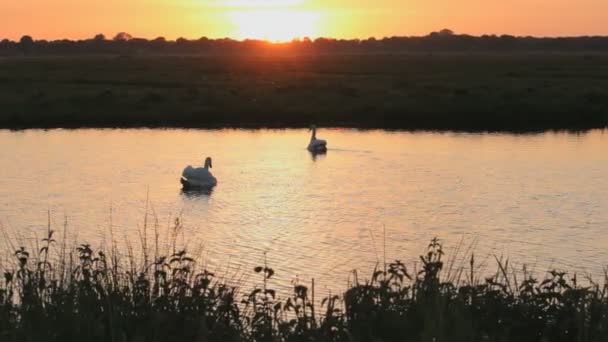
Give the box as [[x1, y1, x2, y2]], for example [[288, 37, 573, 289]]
[[1, 129, 607, 293]]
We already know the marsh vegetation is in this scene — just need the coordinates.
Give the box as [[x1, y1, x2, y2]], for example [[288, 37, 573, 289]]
[[1, 53, 607, 131], [1, 226, 607, 342]]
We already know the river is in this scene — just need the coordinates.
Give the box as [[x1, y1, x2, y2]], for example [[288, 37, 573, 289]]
[[1, 128, 607, 294]]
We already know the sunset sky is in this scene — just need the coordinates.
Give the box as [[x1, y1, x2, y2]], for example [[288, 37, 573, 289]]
[[2, 0, 608, 41]]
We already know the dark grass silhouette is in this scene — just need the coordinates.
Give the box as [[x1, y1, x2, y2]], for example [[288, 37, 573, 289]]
[[1, 53, 608, 131], [1, 226, 607, 342]]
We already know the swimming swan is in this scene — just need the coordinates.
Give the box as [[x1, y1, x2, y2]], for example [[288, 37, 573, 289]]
[[307, 126, 327, 153], [181, 157, 217, 190]]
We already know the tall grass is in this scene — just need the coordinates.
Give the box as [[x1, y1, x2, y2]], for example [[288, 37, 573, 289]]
[[1, 226, 607, 341]]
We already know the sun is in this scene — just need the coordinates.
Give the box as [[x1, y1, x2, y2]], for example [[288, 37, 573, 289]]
[[215, 0, 305, 7], [228, 9, 320, 42]]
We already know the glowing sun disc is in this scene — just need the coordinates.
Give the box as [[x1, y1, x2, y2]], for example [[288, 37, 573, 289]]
[[213, 0, 304, 7], [228, 9, 320, 42]]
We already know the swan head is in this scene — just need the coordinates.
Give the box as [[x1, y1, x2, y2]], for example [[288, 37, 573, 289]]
[[308, 124, 317, 132], [204, 157, 213, 168]]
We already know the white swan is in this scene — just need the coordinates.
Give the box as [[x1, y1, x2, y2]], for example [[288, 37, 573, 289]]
[[181, 157, 217, 190], [307, 125, 327, 153]]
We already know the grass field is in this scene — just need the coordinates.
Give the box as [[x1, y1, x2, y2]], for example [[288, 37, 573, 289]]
[[1, 53, 608, 131]]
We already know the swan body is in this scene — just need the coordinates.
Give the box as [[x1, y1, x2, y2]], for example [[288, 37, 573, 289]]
[[181, 157, 217, 190], [307, 126, 327, 153]]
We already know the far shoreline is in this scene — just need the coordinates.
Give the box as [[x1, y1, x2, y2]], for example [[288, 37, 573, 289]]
[[1, 122, 606, 134]]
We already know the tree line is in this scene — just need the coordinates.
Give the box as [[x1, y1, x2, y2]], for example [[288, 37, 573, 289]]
[[2, 29, 608, 55]]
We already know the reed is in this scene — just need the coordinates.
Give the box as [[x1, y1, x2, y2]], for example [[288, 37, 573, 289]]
[[1, 229, 607, 342]]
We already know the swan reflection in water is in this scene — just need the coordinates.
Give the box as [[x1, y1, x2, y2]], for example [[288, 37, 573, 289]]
[[310, 150, 327, 162], [180, 186, 214, 198]]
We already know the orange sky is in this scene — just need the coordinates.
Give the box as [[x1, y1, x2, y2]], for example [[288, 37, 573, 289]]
[[2, 0, 608, 41]]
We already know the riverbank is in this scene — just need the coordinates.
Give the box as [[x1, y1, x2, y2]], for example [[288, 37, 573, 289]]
[[1, 231, 607, 342], [1, 53, 607, 131]]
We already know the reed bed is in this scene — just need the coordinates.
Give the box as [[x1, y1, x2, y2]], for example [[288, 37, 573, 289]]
[[1, 224, 607, 342]]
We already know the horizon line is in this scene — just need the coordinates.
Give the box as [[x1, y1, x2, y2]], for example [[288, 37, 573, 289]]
[[6, 30, 608, 44]]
